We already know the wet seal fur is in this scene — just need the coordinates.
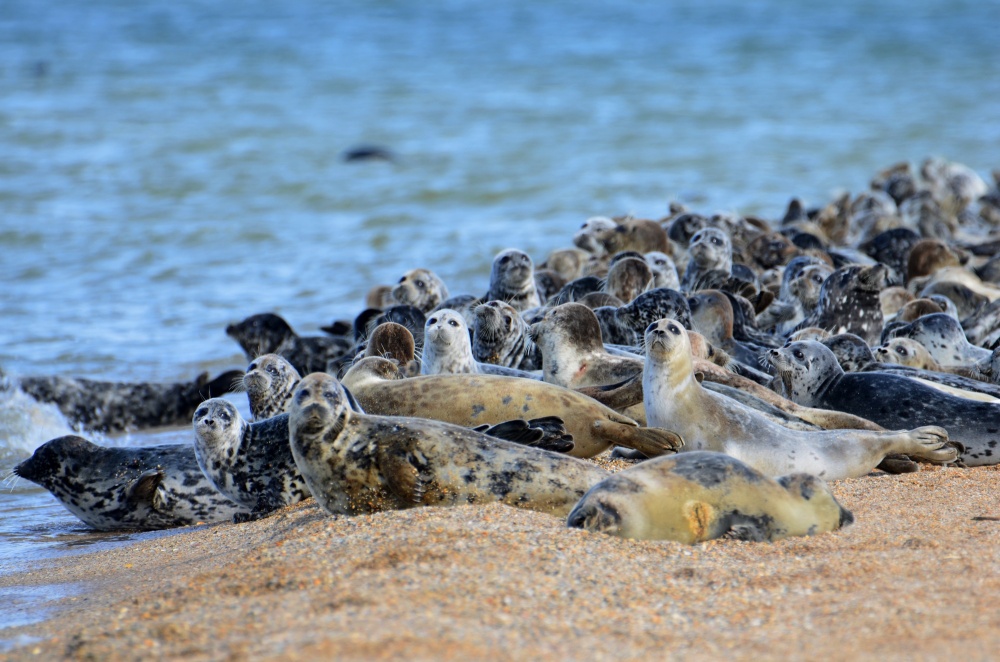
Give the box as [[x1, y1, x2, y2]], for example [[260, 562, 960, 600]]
[[567, 451, 853, 544], [225, 312, 352, 375], [13, 370, 242, 433], [796, 264, 888, 345], [643, 320, 957, 479], [12, 435, 250, 530], [287, 372, 609, 517], [769, 341, 996, 466], [341, 357, 683, 459], [193, 399, 311, 521], [242, 354, 301, 421]]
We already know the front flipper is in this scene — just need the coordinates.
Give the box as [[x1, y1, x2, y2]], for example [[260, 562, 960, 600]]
[[125, 469, 164, 509], [378, 444, 434, 505]]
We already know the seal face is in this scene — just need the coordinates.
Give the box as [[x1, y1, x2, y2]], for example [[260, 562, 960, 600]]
[[286, 372, 610, 517], [796, 264, 888, 344], [566, 451, 853, 544], [645, 251, 680, 291], [243, 354, 301, 421], [485, 249, 541, 312], [225, 312, 352, 375], [12, 435, 250, 530], [886, 313, 991, 368], [644, 321, 956, 479], [391, 268, 450, 313], [681, 227, 733, 292], [573, 216, 617, 255], [769, 340, 994, 466], [472, 300, 541, 371], [422, 309, 537, 378], [875, 339, 940, 371], [14, 370, 242, 433], [192, 399, 310, 519]]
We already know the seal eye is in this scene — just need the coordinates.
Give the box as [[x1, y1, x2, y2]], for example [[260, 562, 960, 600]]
[[793, 349, 804, 360], [323, 390, 338, 400], [195, 408, 207, 419], [711, 236, 720, 245], [504, 316, 512, 329], [500, 255, 510, 265], [415, 280, 425, 289], [265, 365, 279, 375], [896, 346, 907, 355], [668, 324, 680, 335], [448, 319, 459, 327], [812, 274, 823, 284], [296, 390, 310, 403]]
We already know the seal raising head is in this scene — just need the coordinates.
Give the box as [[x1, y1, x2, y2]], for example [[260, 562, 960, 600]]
[[392, 268, 450, 313], [243, 353, 301, 421], [472, 300, 540, 371], [485, 249, 541, 312]]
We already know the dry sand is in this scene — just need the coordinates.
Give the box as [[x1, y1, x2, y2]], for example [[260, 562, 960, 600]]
[[2, 463, 998, 661]]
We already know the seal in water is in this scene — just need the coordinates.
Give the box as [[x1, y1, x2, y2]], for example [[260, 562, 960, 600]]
[[225, 312, 353, 375], [391, 268, 450, 313], [566, 451, 853, 544], [341, 356, 683, 459], [484, 249, 542, 312], [421, 309, 538, 378], [472, 300, 542, 371], [643, 320, 957, 479], [242, 354, 301, 421], [192, 399, 310, 521], [286, 372, 610, 517], [12, 435, 250, 530], [768, 340, 999, 466], [12, 370, 243, 433]]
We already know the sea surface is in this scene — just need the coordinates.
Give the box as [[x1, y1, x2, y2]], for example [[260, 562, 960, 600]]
[[0, 0, 998, 631]]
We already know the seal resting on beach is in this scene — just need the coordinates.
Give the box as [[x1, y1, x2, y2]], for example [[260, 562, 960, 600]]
[[421, 309, 538, 378], [567, 451, 854, 544], [643, 320, 957, 479], [341, 357, 683, 459], [242, 354, 301, 421], [12, 435, 250, 530], [286, 372, 610, 517]]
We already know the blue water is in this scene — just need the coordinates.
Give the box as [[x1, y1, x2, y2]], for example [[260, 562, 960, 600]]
[[0, 0, 997, 622]]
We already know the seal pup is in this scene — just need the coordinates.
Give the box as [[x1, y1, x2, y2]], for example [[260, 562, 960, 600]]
[[422, 309, 538, 379], [875, 339, 942, 371], [242, 354, 301, 421], [287, 372, 610, 517], [680, 227, 732, 292], [796, 264, 888, 345], [769, 341, 999, 466], [595, 218, 671, 256], [225, 312, 353, 375], [643, 320, 956, 479], [886, 313, 991, 368], [484, 249, 542, 313], [193, 399, 310, 520], [391, 268, 450, 313], [341, 357, 683, 459], [567, 451, 853, 544], [12, 435, 250, 530], [472, 300, 541, 371], [13, 370, 243, 433]]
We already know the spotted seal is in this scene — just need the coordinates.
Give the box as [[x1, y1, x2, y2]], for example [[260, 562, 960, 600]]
[[566, 451, 853, 544], [643, 320, 956, 479], [12, 435, 250, 530], [484, 249, 542, 312], [645, 252, 681, 290], [796, 264, 889, 344], [287, 372, 609, 517], [885, 313, 991, 368], [12, 369, 243, 433], [769, 340, 998, 465], [471, 300, 541, 371], [391, 268, 451, 313], [341, 357, 683, 459], [680, 227, 732, 292], [242, 354, 301, 421], [573, 216, 618, 255], [225, 312, 353, 375], [875, 339, 941, 371], [192, 399, 310, 521], [421, 309, 538, 378]]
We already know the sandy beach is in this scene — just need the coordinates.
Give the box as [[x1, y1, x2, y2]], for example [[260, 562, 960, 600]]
[[2, 462, 997, 661]]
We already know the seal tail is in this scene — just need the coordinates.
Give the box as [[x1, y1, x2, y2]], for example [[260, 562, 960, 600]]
[[593, 421, 684, 457]]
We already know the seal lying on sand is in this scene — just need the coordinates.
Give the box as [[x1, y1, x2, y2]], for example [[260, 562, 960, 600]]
[[12, 436, 250, 530], [421, 309, 538, 378], [567, 451, 853, 544], [10, 370, 242, 433], [341, 357, 683, 459], [472, 300, 541, 371], [287, 373, 610, 517], [643, 320, 957, 479]]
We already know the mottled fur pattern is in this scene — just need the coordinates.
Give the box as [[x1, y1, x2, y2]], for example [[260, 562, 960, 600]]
[[423, 309, 538, 378], [13, 435, 249, 530], [391, 268, 450, 313], [681, 228, 733, 292], [287, 372, 610, 517], [796, 264, 888, 344], [192, 399, 311, 519], [472, 301, 542, 371], [243, 354, 301, 421], [485, 249, 542, 312], [225, 312, 352, 375], [885, 313, 991, 368]]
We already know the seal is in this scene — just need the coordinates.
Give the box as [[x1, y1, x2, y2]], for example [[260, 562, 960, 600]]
[[906, 238, 963, 282], [603, 256, 653, 304], [391, 268, 450, 313], [225, 312, 353, 375], [287, 372, 610, 517], [242, 354, 301, 421], [687, 290, 768, 371], [12, 435, 250, 530], [192, 399, 310, 520], [484, 249, 542, 312], [819, 333, 877, 373], [341, 357, 683, 459], [893, 298, 951, 323], [796, 264, 888, 344], [643, 320, 957, 479], [768, 340, 997, 466], [875, 338, 941, 371], [573, 216, 618, 255], [886, 313, 991, 368], [566, 451, 853, 544], [879, 286, 916, 318], [680, 227, 732, 292], [472, 300, 541, 371], [362, 321, 421, 376], [645, 251, 681, 291], [859, 227, 920, 284], [421, 309, 538, 378], [542, 248, 590, 281], [14, 369, 243, 433], [594, 218, 671, 255]]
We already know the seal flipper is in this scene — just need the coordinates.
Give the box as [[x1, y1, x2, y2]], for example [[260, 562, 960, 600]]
[[379, 445, 434, 505], [575, 374, 644, 411], [474, 417, 575, 454], [125, 469, 165, 509], [594, 421, 684, 457]]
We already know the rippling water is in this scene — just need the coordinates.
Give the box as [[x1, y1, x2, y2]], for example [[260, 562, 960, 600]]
[[1, 0, 998, 600]]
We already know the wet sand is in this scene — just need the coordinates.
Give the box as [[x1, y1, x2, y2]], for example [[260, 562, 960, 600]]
[[2, 464, 998, 660]]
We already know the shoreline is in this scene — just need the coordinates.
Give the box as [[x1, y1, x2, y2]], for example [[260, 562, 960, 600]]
[[1, 464, 997, 660]]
